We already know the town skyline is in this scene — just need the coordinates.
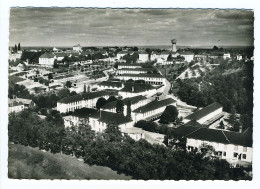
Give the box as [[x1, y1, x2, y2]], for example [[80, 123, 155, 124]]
[[9, 8, 254, 47]]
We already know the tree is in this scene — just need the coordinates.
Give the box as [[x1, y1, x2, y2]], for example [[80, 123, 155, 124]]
[[159, 105, 178, 124], [126, 100, 131, 118], [116, 99, 124, 114], [132, 47, 139, 51], [96, 97, 108, 110], [83, 84, 86, 93], [18, 43, 21, 51], [65, 81, 72, 88], [213, 46, 219, 51], [14, 44, 17, 53], [53, 59, 59, 68], [104, 123, 122, 142], [107, 96, 117, 102], [48, 73, 53, 80]]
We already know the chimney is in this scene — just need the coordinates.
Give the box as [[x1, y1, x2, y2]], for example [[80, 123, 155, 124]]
[[239, 126, 243, 133], [132, 85, 134, 92]]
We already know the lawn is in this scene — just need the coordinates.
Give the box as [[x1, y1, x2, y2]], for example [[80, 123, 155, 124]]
[[8, 144, 131, 180]]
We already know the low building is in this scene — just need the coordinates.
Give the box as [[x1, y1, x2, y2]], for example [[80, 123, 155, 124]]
[[194, 54, 207, 61], [137, 51, 149, 62], [116, 51, 132, 60], [117, 63, 143, 70], [116, 73, 166, 85], [118, 83, 157, 98], [96, 81, 124, 91], [15, 98, 36, 108], [237, 55, 243, 60], [117, 68, 156, 75], [64, 108, 133, 133], [132, 98, 177, 122], [39, 52, 56, 66], [8, 99, 25, 113], [57, 91, 109, 113], [223, 53, 231, 59], [171, 126, 252, 164], [121, 127, 145, 141], [101, 95, 149, 115], [150, 51, 169, 61], [179, 52, 194, 62], [183, 102, 223, 125], [73, 44, 82, 52]]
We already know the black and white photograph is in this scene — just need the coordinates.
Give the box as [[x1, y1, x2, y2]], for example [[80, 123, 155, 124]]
[[0, 0, 259, 188]]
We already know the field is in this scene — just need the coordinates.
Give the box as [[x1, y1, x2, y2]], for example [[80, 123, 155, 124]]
[[8, 144, 131, 180]]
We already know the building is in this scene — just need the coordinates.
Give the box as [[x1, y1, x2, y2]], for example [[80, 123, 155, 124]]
[[179, 52, 194, 62], [116, 51, 131, 60], [132, 98, 177, 122], [117, 68, 157, 75], [101, 95, 149, 115], [8, 99, 24, 114], [116, 73, 166, 85], [73, 44, 82, 52], [237, 55, 243, 60], [64, 108, 145, 141], [96, 81, 124, 91], [183, 102, 223, 126], [223, 53, 231, 59], [57, 91, 109, 113], [117, 63, 143, 69], [150, 52, 169, 61], [39, 52, 56, 66], [171, 126, 252, 164], [137, 52, 149, 62], [194, 54, 207, 62], [171, 39, 177, 52], [118, 83, 157, 98], [15, 98, 36, 108]]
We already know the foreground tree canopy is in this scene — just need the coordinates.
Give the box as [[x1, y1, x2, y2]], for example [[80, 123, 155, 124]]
[[8, 109, 251, 180]]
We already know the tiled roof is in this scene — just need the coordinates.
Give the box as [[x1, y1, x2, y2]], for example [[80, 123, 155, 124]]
[[40, 52, 55, 58], [118, 73, 164, 78], [102, 95, 147, 110], [184, 102, 223, 121], [120, 83, 155, 93], [98, 81, 123, 88], [184, 120, 203, 127], [58, 91, 109, 104], [133, 98, 176, 114], [118, 63, 144, 67], [119, 68, 156, 72], [171, 126, 252, 147], [98, 111, 132, 125]]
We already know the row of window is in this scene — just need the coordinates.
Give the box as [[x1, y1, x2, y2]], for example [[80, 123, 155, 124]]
[[234, 152, 247, 160]]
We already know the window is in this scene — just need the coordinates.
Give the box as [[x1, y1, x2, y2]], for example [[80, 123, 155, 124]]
[[223, 152, 226, 156], [234, 145, 238, 151], [242, 154, 247, 159], [243, 147, 247, 152], [234, 152, 238, 158]]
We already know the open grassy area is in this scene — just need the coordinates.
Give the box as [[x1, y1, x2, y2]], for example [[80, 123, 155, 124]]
[[8, 144, 131, 180]]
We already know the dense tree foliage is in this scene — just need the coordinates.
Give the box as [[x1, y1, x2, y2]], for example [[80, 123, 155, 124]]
[[116, 99, 124, 114], [20, 51, 45, 63], [159, 105, 178, 124], [176, 60, 253, 129], [8, 110, 251, 180], [96, 97, 108, 110]]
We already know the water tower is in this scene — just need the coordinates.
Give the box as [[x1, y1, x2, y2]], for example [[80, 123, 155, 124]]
[[171, 39, 177, 52]]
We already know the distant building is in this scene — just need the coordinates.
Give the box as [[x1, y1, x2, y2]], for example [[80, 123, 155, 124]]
[[194, 54, 207, 62], [137, 51, 149, 62], [116, 51, 131, 60], [237, 54, 243, 60], [57, 91, 109, 113], [183, 102, 223, 126], [118, 63, 143, 69], [116, 73, 166, 85], [39, 52, 56, 66], [118, 83, 157, 98], [73, 44, 82, 52], [96, 81, 124, 91], [132, 98, 177, 122], [8, 99, 24, 114], [179, 51, 194, 62], [117, 68, 156, 75], [223, 53, 231, 59], [150, 52, 169, 61], [171, 126, 252, 164]]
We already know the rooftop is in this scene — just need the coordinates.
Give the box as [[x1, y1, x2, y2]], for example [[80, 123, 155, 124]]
[[118, 73, 164, 78], [120, 83, 155, 93], [172, 126, 252, 147], [133, 98, 176, 114], [184, 102, 223, 121], [97, 81, 123, 88], [102, 95, 147, 110], [39, 52, 55, 58], [119, 68, 156, 72]]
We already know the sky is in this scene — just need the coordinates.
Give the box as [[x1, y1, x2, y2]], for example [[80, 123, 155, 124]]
[[9, 8, 254, 47]]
